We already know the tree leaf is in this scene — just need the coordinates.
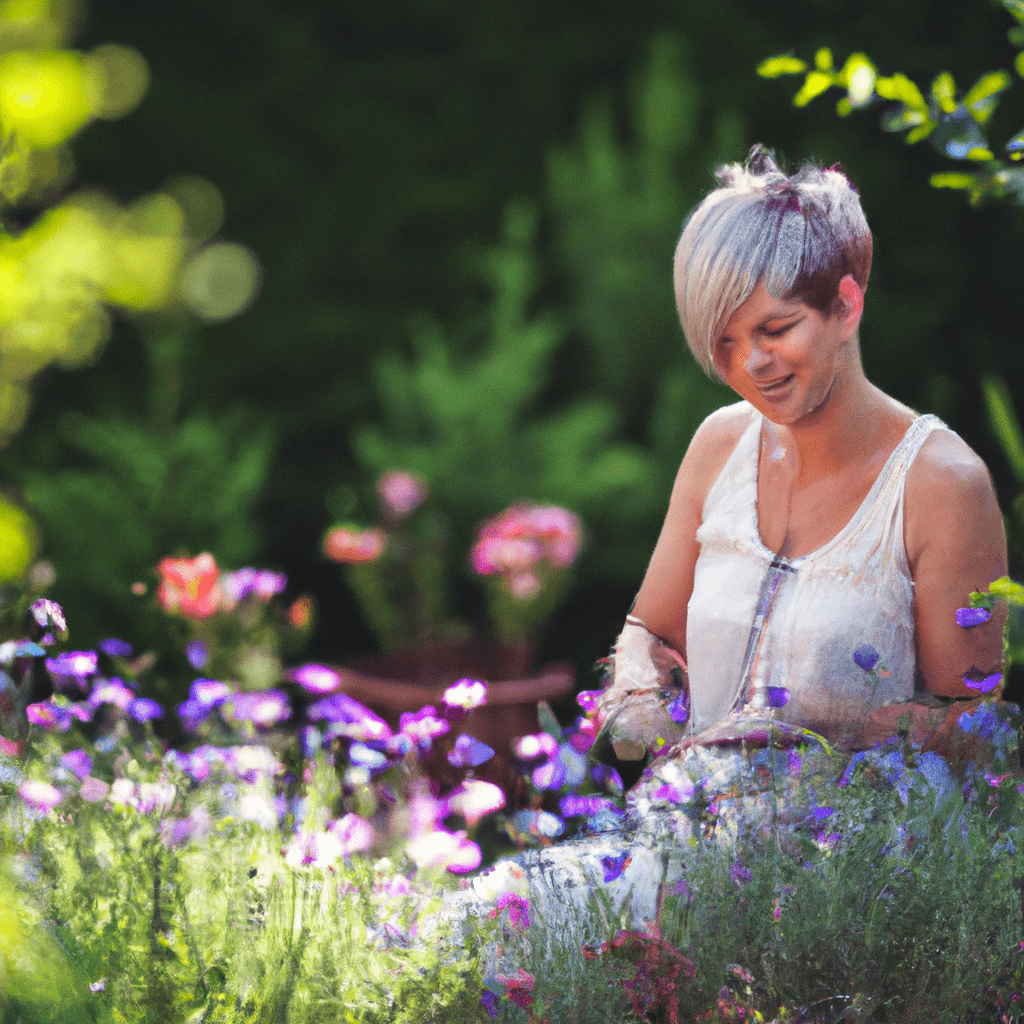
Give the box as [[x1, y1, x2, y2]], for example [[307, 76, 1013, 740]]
[[963, 70, 1011, 124], [757, 55, 807, 78]]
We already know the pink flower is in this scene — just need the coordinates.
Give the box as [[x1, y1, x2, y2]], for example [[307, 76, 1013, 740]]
[[323, 525, 387, 564], [442, 678, 488, 711], [399, 705, 450, 749], [19, 779, 63, 812], [490, 891, 530, 929], [405, 829, 481, 873], [498, 969, 535, 1009], [288, 663, 341, 694], [376, 470, 428, 519], [328, 813, 374, 855], [445, 779, 505, 824], [157, 553, 224, 619]]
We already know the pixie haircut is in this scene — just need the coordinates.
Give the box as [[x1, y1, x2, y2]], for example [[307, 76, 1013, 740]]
[[675, 144, 873, 377]]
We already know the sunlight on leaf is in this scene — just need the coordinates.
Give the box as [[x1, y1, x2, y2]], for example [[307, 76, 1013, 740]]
[[931, 71, 959, 114], [963, 70, 1012, 123], [757, 55, 807, 78], [794, 70, 835, 107]]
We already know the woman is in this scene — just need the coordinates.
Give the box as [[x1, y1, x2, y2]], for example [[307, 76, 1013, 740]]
[[456, 145, 1009, 924]]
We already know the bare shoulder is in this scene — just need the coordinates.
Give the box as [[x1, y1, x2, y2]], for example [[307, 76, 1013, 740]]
[[680, 400, 756, 490], [904, 426, 1003, 564]]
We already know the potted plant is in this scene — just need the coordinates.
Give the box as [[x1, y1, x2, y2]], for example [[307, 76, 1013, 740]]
[[322, 470, 581, 788]]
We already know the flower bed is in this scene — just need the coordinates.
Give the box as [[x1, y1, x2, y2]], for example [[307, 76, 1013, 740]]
[[2, 576, 1024, 1022]]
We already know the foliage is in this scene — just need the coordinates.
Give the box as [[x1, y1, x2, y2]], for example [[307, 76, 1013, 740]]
[[496, 727, 1024, 1023], [757, 0, 1024, 204], [352, 202, 659, 568]]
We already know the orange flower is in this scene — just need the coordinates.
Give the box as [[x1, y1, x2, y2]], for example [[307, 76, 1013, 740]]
[[157, 552, 224, 619], [323, 526, 387, 564]]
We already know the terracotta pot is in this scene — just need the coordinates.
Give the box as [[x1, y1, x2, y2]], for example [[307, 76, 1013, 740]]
[[339, 638, 575, 794]]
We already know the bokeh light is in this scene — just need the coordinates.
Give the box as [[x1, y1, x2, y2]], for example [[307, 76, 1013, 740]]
[[180, 241, 262, 321]]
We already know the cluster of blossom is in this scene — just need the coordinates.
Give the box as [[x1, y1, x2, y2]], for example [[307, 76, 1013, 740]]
[[156, 552, 288, 620], [471, 503, 582, 601]]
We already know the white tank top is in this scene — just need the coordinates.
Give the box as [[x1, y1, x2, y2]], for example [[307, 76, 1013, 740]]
[[685, 402, 945, 746]]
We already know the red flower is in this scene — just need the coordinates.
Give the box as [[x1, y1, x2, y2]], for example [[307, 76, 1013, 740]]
[[157, 553, 223, 619], [323, 526, 387, 564]]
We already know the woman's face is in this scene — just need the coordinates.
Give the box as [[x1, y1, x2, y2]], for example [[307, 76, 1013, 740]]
[[709, 277, 862, 426]]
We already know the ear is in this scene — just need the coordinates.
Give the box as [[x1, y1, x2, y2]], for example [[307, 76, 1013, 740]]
[[837, 274, 864, 335]]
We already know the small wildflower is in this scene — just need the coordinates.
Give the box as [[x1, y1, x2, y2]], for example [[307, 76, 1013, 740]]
[[480, 989, 500, 1017], [288, 663, 341, 694], [601, 851, 632, 882], [323, 525, 387, 564], [730, 861, 752, 886], [447, 733, 495, 768], [19, 779, 63, 812], [490, 891, 530, 929], [963, 671, 1002, 693], [99, 638, 133, 658], [956, 606, 992, 628], [499, 969, 535, 1009], [157, 552, 223, 619], [442, 678, 488, 711], [852, 644, 881, 672], [767, 685, 790, 708], [445, 779, 506, 825], [377, 470, 428, 519]]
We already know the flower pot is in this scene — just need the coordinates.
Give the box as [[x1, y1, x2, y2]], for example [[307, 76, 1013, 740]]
[[339, 637, 575, 795]]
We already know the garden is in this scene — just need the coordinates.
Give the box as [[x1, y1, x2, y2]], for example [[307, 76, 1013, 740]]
[[3, 0, 1024, 1021]]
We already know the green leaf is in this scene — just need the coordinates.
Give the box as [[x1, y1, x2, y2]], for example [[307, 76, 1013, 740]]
[[875, 73, 929, 113], [1016, 49, 1024, 77], [990, 576, 1024, 605], [929, 172, 977, 190], [963, 70, 1011, 124], [964, 146, 995, 161], [814, 48, 834, 72], [537, 700, 563, 742], [794, 70, 835, 107], [907, 122, 936, 144], [757, 55, 807, 78], [931, 71, 958, 114], [983, 375, 1024, 484]]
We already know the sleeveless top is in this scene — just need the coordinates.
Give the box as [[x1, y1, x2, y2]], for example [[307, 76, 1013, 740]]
[[685, 403, 945, 747]]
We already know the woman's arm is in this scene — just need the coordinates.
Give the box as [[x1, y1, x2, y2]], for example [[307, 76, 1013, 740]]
[[904, 430, 1008, 698], [631, 404, 751, 659]]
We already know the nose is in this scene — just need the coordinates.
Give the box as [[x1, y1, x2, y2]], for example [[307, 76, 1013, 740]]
[[743, 341, 772, 376]]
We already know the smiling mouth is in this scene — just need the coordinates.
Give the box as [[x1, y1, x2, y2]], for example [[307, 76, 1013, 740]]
[[756, 375, 794, 395]]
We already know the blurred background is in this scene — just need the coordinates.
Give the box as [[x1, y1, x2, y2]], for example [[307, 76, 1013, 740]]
[[1, 0, 1022, 701]]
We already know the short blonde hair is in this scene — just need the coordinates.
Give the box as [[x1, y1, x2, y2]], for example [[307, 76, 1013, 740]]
[[675, 145, 873, 377]]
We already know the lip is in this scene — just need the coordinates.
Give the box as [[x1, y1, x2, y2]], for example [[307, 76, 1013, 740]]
[[755, 374, 794, 398]]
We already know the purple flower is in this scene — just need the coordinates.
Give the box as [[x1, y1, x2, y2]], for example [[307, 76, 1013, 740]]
[[88, 979, 106, 994], [399, 706, 449, 750], [590, 763, 624, 797], [956, 606, 992, 629], [61, 750, 92, 777], [89, 680, 135, 711], [227, 689, 291, 729], [963, 671, 1002, 693], [490, 892, 530, 929], [223, 567, 287, 603], [29, 599, 67, 637], [559, 794, 616, 818], [576, 689, 601, 712], [99, 638, 133, 658], [480, 989, 500, 1018], [601, 851, 632, 882], [288, 663, 341, 695], [128, 698, 164, 722], [852, 644, 881, 672], [308, 692, 391, 741], [46, 651, 98, 692], [730, 861, 752, 886], [447, 733, 495, 768], [348, 742, 390, 771], [186, 640, 209, 670], [667, 691, 690, 723], [767, 686, 790, 709]]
